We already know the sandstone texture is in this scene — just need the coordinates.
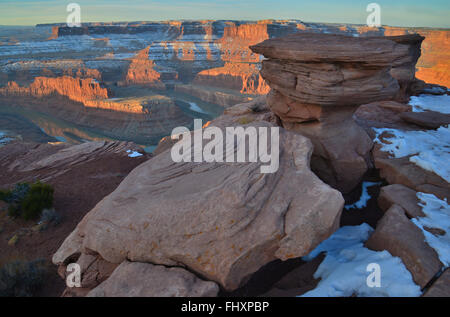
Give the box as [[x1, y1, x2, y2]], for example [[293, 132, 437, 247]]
[[53, 100, 344, 292], [0, 140, 145, 184], [251, 33, 424, 192], [423, 269, 450, 297], [366, 204, 442, 288], [87, 261, 219, 297], [378, 184, 425, 219]]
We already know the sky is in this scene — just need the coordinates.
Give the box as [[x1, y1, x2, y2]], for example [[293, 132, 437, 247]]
[[0, 0, 449, 28]]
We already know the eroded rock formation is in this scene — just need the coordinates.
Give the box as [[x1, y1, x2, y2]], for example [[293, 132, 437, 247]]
[[119, 47, 165, 88], [53, 98, 344, 292], [251, 33, 424, 193]]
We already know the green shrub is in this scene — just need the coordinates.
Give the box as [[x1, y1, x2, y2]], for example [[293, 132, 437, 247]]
[[20, 182, 54, 221], [0, 183, 30, 204], [0, 189, 10, 202], [0, 259, 47, 297], [7, 204, 21, 219], [3, 182, 54, 221]]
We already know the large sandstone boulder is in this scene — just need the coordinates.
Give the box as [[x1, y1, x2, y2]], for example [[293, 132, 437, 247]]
[[53, 106, 344, 292], [87, 261, 219, 297], [251, 33, 424, 193], [366, 204, 442, 288], [378, 184, 425, 218]]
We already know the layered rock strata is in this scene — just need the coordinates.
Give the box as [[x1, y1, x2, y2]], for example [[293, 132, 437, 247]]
[[251, 33, 424, 192]]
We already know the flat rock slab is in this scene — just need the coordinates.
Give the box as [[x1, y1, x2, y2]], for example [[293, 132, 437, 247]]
[[400, 111, 450, 129], [366, 204, 442, 288], [250, 33, 412, 66], [378, 184, 425, 218]]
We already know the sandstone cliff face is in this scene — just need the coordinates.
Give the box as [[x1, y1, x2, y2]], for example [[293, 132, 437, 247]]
[[194, 63, 270, 95], [119, 47, 165, 88], [0, 76, 109, 107], [251, 33, 424, 193]]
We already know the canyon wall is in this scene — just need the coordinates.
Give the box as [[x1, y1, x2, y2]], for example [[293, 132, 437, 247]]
[[0, 20, 448, 148]]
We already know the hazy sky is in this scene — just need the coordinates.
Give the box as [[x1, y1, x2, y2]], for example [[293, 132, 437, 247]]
[[0, 0, 449, 28]]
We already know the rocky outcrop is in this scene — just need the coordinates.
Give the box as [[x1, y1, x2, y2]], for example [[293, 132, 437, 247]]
[[0, 76, 109, 107], [366, 204, 442, 288], [53, 99, 344, 292], [251, 33, 424, 192], [383, 35, 425, 102], [87, 261, 219, 297], [118, 47, 165, 88], [194, 63, 270, 95], [378, 184, 425, 218], [1, 140, 145, 184]]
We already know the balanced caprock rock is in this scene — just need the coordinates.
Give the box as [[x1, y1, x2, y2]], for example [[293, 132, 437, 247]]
[[53, 98, 344, 294], [250, 33, 425, 193]]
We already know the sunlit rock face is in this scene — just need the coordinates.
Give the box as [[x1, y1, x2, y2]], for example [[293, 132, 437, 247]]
[[0, 76, 109, 107], [118, 47, 166, 88]]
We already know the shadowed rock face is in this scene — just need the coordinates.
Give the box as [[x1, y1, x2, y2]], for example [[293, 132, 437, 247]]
[[251, 33, 424, 193], [87, 261, 219, 297], [53, 100, 344, 292]]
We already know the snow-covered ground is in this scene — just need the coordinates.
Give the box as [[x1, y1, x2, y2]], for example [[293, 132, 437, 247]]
[[345, 181, 381, 210], [409, 94, 450, 114], [373, 126, 450, 182], [412, 193, 450, 267], [301, 224, 421, 297]]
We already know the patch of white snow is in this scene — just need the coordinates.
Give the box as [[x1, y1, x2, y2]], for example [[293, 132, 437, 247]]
[[301, 224, 422, 297], [373, 126, 450, 182], [412, 193, 450, 267], [345, 182, 381, 210], [409, 94, 450, 114]]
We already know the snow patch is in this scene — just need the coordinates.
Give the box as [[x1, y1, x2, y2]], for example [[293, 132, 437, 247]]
[[301, 224, 422, 297], [373, 126, 450, 182], [126, 150, 143, 158], [412, 193, 450, 267], [345, 181, 381, 210], [409, 94, 450, 114]]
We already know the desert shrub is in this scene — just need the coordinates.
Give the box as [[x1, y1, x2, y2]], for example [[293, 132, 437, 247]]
[[20, 182, 54, 221], [1, 183, 30, 204], [0, 189, 10, 202], [7, 204, 21, 219], [0, 259, 47, 297], [4, 182, 54, 221], [39, 208, 61, 226]]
